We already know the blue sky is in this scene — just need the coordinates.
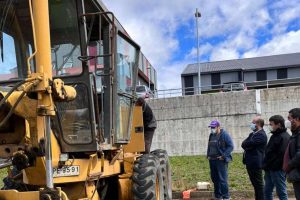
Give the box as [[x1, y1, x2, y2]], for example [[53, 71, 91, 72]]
[[103, 0, 300, 90], [2, 1, 298, 88], [0, 34, 17, 74]]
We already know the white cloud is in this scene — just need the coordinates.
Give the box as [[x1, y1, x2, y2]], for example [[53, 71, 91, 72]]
[[243, 30, 300, 58], [210, 48, 239, 61], [102, 0, 299, 89], [157, 61, 191, 90], [270, 0, 300, 34], [185, 43, 213, 60], [207, 31, 257, 61], [123, 20, 179, 66]]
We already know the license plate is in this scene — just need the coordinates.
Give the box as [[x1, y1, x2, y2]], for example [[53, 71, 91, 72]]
[[53, 166, 80, 177]]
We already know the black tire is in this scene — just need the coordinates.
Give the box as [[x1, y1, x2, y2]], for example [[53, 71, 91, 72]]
[[132, 154, 164, 200], [151, 149, 172, 200]]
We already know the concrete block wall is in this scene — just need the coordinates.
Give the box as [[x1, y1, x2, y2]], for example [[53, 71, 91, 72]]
[[148, 86, 300, 156], [260, 87, 300, 128]]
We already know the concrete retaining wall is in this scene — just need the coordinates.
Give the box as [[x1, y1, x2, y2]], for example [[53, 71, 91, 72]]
[[149, 86, 300, 156]]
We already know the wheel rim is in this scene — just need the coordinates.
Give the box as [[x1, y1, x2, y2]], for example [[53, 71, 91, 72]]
[[155, 174, 160, 200]]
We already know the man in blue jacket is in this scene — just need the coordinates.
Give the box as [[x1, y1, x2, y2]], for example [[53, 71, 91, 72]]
[[207, 120, 234, 200], [242, 116, 268, 200]]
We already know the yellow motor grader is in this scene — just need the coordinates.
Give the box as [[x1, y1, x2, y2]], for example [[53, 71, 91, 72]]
[[0, 0, 171, 199]]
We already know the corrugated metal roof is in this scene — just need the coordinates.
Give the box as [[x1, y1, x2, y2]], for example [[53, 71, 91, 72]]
[[182, 53, 300, 75]]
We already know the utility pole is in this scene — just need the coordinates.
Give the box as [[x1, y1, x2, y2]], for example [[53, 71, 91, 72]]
[[147, 66, 151, 90], [195, 8, 201, 94]]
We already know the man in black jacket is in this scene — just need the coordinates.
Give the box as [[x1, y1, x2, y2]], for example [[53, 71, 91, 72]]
[[136, 97, 157, 153], [242, 116, 268, 200], [286, 108, 300, 199], [263, 115, 290, 200]]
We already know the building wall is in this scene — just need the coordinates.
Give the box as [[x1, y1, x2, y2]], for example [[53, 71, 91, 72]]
[[138, 52, 157, 90], [267, 69, 277, 80], [221, 72, 239, 83], [244, 71, 257, 82], [193, 74, 212, 91], [288, 68, 300, 78], [201, 74, 211, 90], [137, 76, 148, 86], [149, 86, 300, 156], [182, 66, 300, 90]]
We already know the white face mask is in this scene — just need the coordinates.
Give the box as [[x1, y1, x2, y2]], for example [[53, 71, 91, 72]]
[[285, 120, 291, 129], [250, 123, 256, 131], [211, 128, 217, 134]]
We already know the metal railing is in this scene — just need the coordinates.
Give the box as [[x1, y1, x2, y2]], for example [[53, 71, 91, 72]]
[[153, 77, 300, 99]]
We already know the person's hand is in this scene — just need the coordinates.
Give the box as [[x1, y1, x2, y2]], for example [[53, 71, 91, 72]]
[[217, 156, 224, 160]]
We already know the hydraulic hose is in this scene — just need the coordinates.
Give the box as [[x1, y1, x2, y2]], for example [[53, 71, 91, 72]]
[[0, 79, 40, 127], [0, 90, 26, 127], [0, 80, 26, 108]]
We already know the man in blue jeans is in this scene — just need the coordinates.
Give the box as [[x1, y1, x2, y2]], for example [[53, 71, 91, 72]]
[[207, 120, 234, 200], [263, 115, 290, 200]]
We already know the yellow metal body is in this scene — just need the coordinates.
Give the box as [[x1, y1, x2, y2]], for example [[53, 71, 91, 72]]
[[0, 190, 40, 200], [124, 106, 145, 153], [0, 0, 146, 199], [0, 106, 145, 199], [118, 174, 133, 200], [0, 188, 69, 200]]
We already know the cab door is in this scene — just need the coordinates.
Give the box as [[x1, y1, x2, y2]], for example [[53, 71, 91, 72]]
[[114, 32, 140, 144]]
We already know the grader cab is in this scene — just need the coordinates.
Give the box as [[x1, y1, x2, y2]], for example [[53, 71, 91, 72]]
[[0, 0, 171, 199]]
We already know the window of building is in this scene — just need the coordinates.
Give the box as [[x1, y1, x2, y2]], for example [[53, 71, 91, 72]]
[[277, 68, 287, 79], [211, 73, 221, 89], [256, 70, 267, 81], [184, 76, 194, 95], [238, 71, 242, 81]]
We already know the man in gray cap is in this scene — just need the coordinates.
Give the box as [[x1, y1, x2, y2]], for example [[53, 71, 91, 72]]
[[207, 120, 234, 200]]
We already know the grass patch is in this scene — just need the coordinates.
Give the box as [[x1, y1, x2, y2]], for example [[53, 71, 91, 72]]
[[170, 153, 293, 192], [0, 169, 7, 188], [0, 154, 293, 192]]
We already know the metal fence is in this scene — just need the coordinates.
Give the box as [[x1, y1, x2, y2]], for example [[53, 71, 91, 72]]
[[154, 77, 300, 99]]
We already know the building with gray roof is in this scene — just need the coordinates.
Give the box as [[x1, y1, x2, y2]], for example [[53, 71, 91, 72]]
[[181, 53, 300, 95]]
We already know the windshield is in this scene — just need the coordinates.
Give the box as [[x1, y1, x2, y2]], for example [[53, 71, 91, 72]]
[[136, 86, 146, 92], [0, 0, 35, 81], [0, 0, 83, 82], [49, 0, 82, 76]]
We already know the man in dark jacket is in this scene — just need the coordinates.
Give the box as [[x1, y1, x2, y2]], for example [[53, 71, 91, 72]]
[[242, 116, 268, 200], [207, 120, 234, 200], [263, 115, 290, 200], [136, 97, 157, 153], [286, 108, 300, 199]]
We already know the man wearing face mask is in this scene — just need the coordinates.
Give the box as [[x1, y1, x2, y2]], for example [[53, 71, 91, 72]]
[[242, 116, 268, 200], [284, 108, 300, 199], [207, 120, 234, 200], [263, 115, 290, 200]]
